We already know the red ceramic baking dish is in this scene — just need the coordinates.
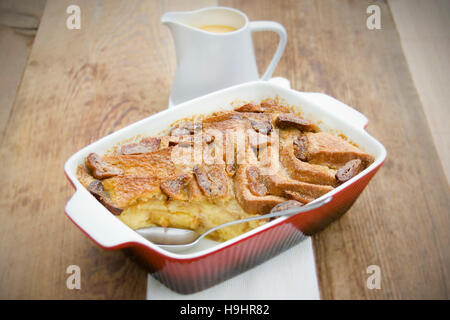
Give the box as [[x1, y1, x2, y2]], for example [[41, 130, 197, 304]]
[[64, 80, 386, 294]]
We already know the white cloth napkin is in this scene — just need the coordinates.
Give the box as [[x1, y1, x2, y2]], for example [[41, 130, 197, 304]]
[[146, 237, 320, 300]]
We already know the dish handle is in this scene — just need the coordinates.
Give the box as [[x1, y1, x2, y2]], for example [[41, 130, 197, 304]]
[[65, 188, 143, 249], [299, 92, 369, 129]]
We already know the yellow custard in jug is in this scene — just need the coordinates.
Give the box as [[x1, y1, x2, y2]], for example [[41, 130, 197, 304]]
[[197, 25, 237, 33]]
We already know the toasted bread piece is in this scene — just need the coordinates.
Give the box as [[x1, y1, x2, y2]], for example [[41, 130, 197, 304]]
[[76, 164, 96, 188], [102, 175, 161, 208], [86, 153, 123, 179], [280, 131, 339, 186], [304, 132, 374, 169], [234, 165, 286, 215], [88, 180, 123, 215], [103, 147, 177, 178], [275, 114, 318, 132], [193, 165, 229, 199], [270, 200, 304, 213], [235, 100, 289, 113], [266, 171, 334, 199], [160, 173, 192, 200]]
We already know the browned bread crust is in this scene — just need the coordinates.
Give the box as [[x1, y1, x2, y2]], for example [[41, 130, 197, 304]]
[[78, 99, 375, 238]]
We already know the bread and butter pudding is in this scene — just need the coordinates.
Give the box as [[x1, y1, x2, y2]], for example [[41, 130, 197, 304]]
[[77, 99, 374, 242]]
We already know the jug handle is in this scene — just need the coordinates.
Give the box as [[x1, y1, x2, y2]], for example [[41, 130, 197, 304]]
[[250, 21, 287, 80]]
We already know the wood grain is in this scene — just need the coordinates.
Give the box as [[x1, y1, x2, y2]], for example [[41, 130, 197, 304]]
[[389, 0, 450, 183], [0, 25, 32, 137], [0, 0, 448, 299]]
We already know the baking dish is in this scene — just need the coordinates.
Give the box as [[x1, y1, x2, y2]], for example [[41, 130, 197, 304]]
[[64, 80, 386, 294]]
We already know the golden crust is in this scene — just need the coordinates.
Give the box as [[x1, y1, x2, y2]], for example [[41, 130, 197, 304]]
[[234, 164, 286, 215], [193, 165, 229, 199], [77, 100, 375, 242], [280, 130, 339, 186], [76, 164, 95, 188], [304, 132, 374, 168], [265, 172, 334, 199], [102, 175, 161, 208], [103, 147, 178, 178], [160, 173, 192, 201]]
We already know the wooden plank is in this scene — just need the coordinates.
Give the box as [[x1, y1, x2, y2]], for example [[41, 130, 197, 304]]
[[0, 26, 32, 137], [221, 0, 450, 299], [389, 0, 450, 183]]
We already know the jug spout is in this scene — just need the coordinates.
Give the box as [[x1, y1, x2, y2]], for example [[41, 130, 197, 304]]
[[161, 12, 180, 26], [161, 11, 194, 38]]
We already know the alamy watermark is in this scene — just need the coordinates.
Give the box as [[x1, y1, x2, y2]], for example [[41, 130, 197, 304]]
[[366, 265, 381, 290], [66, 265, 81, 290], [66, 5, 81, 30], [366, 5, 381, 30], [65, 5, 381, 31], [169, 127, 280, 175]]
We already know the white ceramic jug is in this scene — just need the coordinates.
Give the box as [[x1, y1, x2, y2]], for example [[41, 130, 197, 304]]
[[162, 7, 287, 106]]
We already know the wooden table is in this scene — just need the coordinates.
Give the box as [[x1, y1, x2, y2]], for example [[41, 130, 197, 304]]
[[0, 0, 448, 299]]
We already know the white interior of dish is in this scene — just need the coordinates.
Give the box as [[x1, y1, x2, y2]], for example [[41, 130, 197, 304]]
[[64, 81, 387, 259]]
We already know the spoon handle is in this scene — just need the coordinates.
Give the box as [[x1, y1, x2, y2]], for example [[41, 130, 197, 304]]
[[196, 195, 333, 243]]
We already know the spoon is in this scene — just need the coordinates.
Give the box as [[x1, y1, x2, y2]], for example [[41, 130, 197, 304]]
[[136, 195, 332, 250]]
